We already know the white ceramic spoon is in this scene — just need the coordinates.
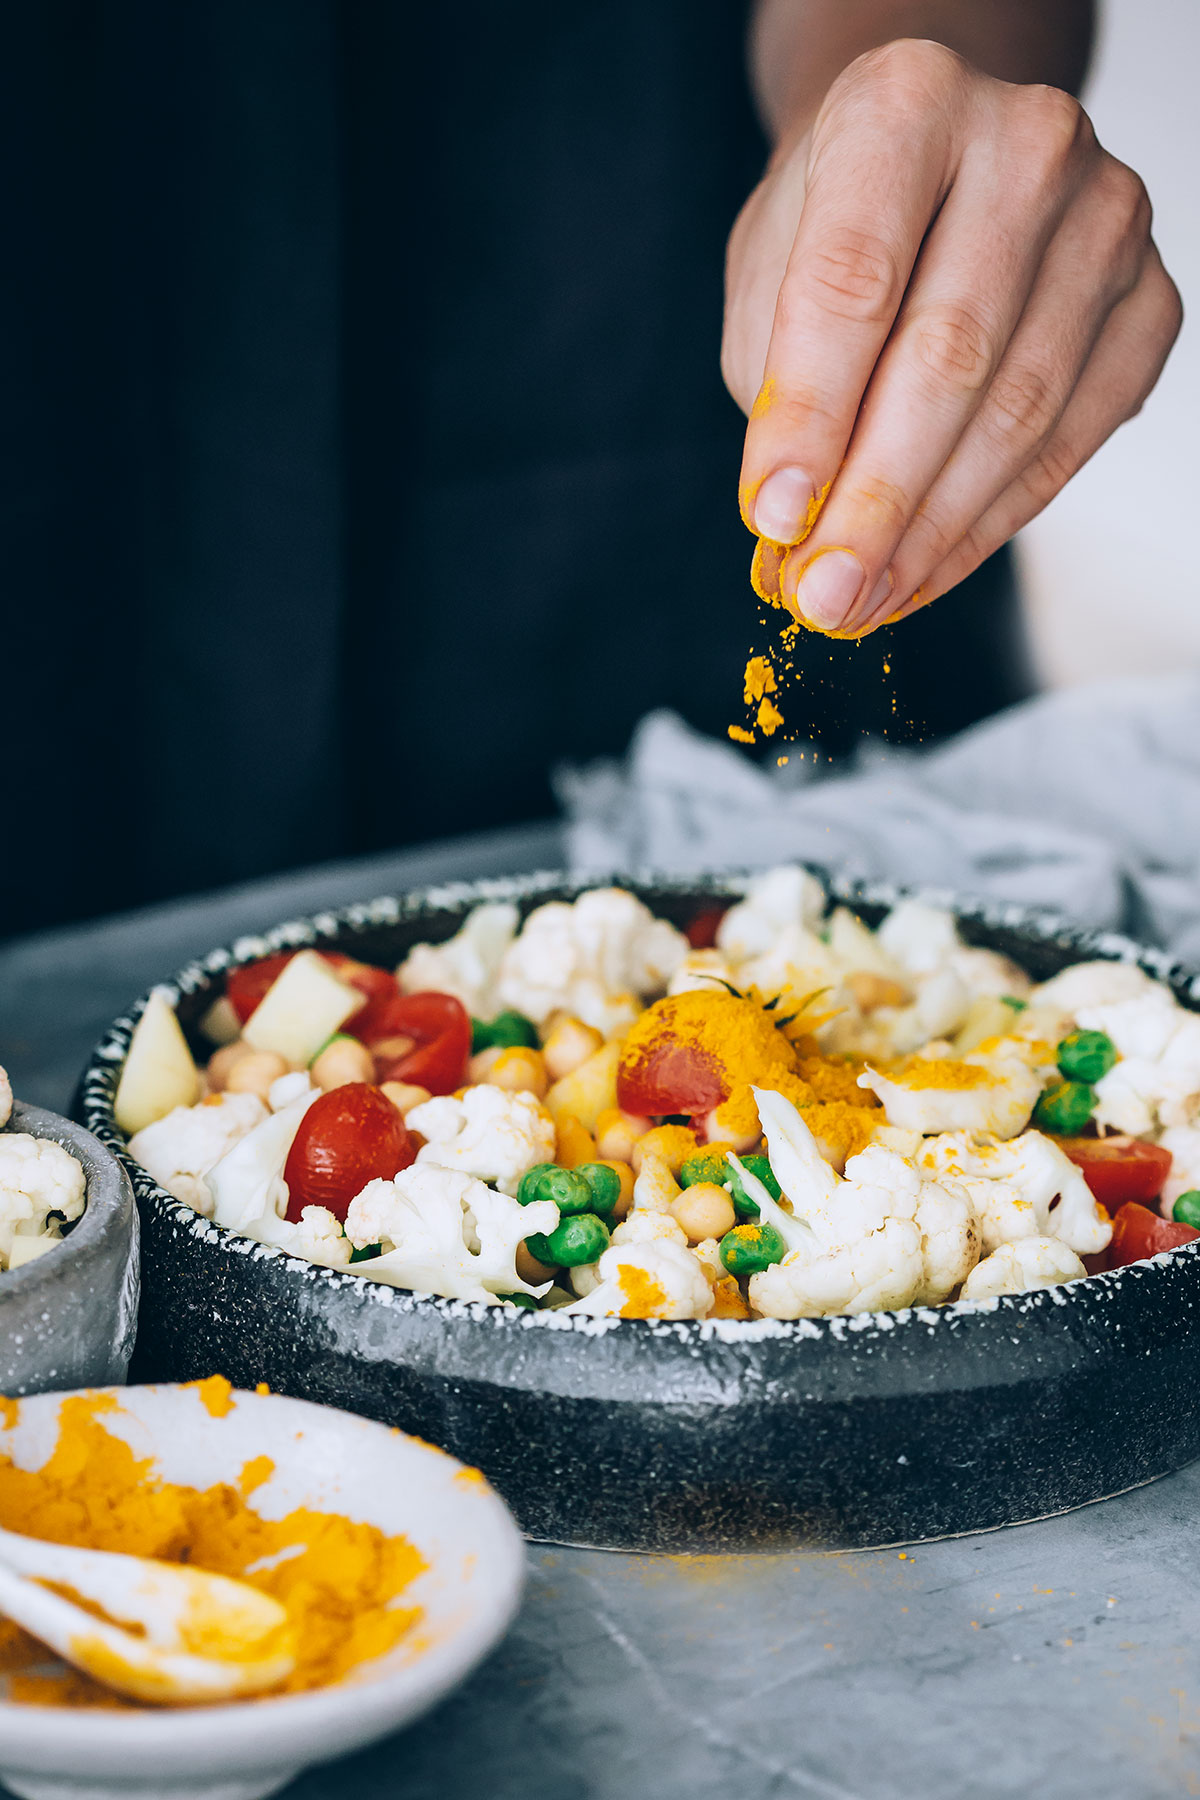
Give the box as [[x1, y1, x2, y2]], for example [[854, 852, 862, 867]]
[[0, 1523, 295, 1704]]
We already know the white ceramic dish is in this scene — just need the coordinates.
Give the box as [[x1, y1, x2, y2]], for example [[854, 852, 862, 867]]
[[0, 1384, 526, 1800]]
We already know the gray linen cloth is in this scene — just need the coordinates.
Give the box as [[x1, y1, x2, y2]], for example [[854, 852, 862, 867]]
[[558, 672, 1200, 962]]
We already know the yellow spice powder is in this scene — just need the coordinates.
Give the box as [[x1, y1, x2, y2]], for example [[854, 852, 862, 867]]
[[0, 1385, 425, 1708]]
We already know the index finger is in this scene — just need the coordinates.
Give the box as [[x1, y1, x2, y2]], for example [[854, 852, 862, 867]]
[[741, 91, 957, 549]]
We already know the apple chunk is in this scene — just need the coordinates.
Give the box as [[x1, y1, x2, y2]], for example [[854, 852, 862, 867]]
[[114, 988, 202, 1135], [242, 949, 361, 1066]]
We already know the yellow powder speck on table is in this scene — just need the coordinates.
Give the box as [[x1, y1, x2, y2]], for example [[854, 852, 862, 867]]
[[727, 724, 755, 745], [0, 1388, 425, 1709]]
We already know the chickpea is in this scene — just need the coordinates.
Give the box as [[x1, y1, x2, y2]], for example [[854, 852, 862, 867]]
[[380, 1082, 430, 1120], [630, 1124, 698, 1177], [604, 1159, 635, 1221], [489, 1046, 549, 1099], [515, 1242, 557, 1285], [670, 1183, 736, 1245], [699, 1109, 761, 1154], [542, 1016, 604, 1081], [206, 1040, 255, 1092], [225, 1050, 289, 1104], [467, 1046, 504, 1084], [310, 1035, 375, 1091], [594, 1107, 652, 1163]]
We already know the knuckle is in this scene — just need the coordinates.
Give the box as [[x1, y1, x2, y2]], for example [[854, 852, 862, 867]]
[[854, 476, 911, 536], [911, 302, 997, 395], [849, 37, 964, 101], [982, 362, 1062, 449], [1027, 433, 1079, 496], [1013, 83, 1087, 171], [1094, 157, 1152, 239], [799, 227, 901, 326], [906, 504, 960, 572]]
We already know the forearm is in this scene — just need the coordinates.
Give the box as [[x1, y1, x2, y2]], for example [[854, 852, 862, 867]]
[[750, 0, 1096, 141]]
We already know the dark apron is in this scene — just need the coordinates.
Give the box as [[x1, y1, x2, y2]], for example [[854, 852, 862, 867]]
[[1, 0, 1029, 938]]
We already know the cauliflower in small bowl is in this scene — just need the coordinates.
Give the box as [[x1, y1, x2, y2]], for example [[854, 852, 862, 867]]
[[0, 1065, 138, 1394]]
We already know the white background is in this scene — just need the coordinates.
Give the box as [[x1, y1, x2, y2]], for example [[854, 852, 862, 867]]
[[1018, 0, 1198, 685]]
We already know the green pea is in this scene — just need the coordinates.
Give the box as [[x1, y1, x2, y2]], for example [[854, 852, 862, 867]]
[[727, 1154, 781, 1220], [350, 1242, 382, 1263], [1173, 1191, 1200, 1229], [526, 1213, 611, 1268], [1033, 1080, 1096, 1135], [719, 1222, 788, 1276], [679, 1147, 734, 1189], [497, 1291, 539, 1310], [573, 1162, 622, 1220], [1056, 1029, 1118, 1085], [517, 1163, 593, 1214], [471, 1008, 539, 1053]]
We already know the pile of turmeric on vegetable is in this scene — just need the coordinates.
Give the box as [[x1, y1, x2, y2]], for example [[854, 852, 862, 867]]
[[0, 1381, 423, 1708], [114, 868, 1200, 1322]]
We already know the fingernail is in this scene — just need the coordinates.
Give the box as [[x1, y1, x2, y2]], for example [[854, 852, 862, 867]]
[[853, 569, 894, 633], [792, 548, 865, 629], [753, 467, 816, 544]]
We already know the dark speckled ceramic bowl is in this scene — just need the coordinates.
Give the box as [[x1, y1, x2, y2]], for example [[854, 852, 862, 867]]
[[76, 873, 1200, 1552], [2, 1103, 139, 1395]]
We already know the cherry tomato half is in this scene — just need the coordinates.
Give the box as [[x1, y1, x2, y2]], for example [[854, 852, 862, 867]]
[[617, 1041, 728, 1118], [1107, 1201, 1200, 1269], [283, 1083, 415, 1221], [684, 905, 727, 951], [1056, 1135, 1173, 1211], [360, 991, 472, 1095]]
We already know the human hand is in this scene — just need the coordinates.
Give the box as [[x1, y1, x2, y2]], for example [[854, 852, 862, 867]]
[[723, 39, 1182, 635]]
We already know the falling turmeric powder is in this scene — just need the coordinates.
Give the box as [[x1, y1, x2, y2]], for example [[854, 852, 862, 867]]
[[0, 1384, 425, 1709]]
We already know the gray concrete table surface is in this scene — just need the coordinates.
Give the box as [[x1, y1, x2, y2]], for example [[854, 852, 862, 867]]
[[1, 825, 1197, 1800]]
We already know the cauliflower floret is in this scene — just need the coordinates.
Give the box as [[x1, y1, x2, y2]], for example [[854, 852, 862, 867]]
[[0, 1065, 11, 1129], [205, 1089, 322, 1232], [961, 1236, 1087, 1300], [128, 1091, 268, 1215], [876, 901, 961, 975], [743, 1087, 978, 1316], [267, 1071, 317, 1112], [715, 866, 826, 962], [1159, 1126, 1200, 1212], [407, 1084, 555, 1196], [1079, 993, 1200, 1134], [398, 902, 519, 1019], [245, 1204, 353, 1270], [858, 1051, 1039, 1139], [564, 1239, 713, 1319], [629, 1152, 680, 1215], [344, 1166, 558, 1303], [0, 1134, 86, 1269], [1031, 960, 1161, 1019], [610, 1209, 688, 1247], [495, 889, 687, 1033], [918, 1130, 1112, 1256]]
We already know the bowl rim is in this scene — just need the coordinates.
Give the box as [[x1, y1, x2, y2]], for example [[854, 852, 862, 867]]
[[75, 866, 1200, 1348], [0, 1383, 527, 1759], [1, 1102, 132, 1299]]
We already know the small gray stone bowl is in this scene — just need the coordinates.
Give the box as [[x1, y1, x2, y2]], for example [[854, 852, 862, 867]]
[[1, 1103, 139, 1395]]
